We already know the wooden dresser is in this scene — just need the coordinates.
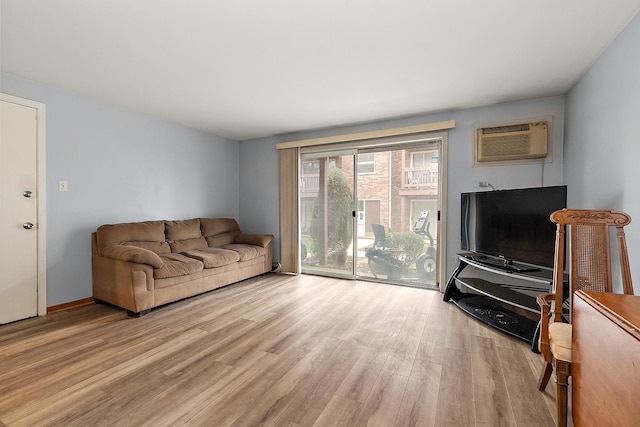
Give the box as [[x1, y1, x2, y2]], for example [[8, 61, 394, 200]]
[[572, 290, 640, 426]]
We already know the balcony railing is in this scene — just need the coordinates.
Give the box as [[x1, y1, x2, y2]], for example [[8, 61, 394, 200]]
[[402, 167, 438, 189], [301, 174, 319, 192], [302, 168, 438, 192]]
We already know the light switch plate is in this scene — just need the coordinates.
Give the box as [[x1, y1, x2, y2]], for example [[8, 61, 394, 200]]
[[58, 180, 68, 192]]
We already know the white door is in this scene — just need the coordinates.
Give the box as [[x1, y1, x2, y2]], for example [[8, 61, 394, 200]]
[[0, 98, 39, 324]]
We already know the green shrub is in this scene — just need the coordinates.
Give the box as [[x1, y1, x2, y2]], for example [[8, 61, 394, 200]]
[[387, 231, 424, 264], [310, 168, 353, 257]]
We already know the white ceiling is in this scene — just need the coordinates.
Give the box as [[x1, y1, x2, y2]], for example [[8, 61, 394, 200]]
[[2, 1, 639, 141]]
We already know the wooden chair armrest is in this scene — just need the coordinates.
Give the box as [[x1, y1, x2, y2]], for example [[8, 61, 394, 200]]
[[536, 292, 555, 308], [536, 292, 555, 361]]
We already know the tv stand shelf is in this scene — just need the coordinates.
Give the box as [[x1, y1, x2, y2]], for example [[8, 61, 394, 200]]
[[454, 278, 540, 312], [444, 253, 555, 347]]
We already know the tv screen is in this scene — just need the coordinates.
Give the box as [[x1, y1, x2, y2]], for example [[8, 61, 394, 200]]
[[461, 185, 567, 269]]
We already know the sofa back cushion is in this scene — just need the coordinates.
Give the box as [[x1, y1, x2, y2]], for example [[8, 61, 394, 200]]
[[200, 218, 241, 247], [165, 218, 207, 253], [96, 220, 170, 256]]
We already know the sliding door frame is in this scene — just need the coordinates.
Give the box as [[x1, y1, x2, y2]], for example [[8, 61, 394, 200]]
[[277, 120, 454, 290], [300, 149, 358, 280], [298, 133, 449, 290]]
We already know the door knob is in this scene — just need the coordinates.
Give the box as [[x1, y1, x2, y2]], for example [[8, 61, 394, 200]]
[[23, 222, 34, 230], [23, 190, 33, 198]]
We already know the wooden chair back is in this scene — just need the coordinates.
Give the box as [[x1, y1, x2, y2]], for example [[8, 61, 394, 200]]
[[538, 208, 633, 427], [549, 208, 634, 323]]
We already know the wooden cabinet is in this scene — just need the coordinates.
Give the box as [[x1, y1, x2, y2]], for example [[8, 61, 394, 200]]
[[572, 290, 640, 426]]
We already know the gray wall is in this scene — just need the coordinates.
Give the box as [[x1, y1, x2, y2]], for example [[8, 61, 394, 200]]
[[565, 12, 640, 293], [240, 96, 566, 281], [2, 73, 240, 306]]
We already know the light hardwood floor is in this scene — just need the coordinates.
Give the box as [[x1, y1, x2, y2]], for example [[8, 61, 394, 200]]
[[0, 273, 566, 426]]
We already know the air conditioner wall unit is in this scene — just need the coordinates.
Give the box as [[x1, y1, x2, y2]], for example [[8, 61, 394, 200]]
[[476, 121, 548, 162]]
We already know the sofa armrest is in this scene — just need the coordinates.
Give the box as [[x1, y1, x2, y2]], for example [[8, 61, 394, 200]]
[[234, 233, 274, 248], [101, 245, 164, 268]]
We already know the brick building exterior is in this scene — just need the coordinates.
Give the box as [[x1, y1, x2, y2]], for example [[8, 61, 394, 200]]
[[300, 146, 439, 240]]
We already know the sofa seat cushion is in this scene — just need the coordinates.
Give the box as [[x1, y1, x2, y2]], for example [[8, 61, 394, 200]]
[[222, 244, 266, 262], [154, 253, 204, 279], [181, 247, 240, 268]]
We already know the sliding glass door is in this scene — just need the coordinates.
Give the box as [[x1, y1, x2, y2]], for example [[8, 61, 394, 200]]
[[300, 137, 444, 289], [355, 143, 440, 289], [300, 150, 357, 279]]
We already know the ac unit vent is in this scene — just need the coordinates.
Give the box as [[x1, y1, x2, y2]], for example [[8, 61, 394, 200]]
[[477, 121, 548, 162]]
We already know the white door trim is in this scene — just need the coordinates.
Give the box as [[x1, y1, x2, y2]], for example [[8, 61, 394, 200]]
[[1, 93, 47, 315]]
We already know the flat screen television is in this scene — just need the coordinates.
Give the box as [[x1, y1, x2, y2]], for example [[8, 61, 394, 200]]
[[461, 185, 567, 270]]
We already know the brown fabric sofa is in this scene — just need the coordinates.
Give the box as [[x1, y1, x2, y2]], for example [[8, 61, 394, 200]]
[[92, 217, 273, 316]]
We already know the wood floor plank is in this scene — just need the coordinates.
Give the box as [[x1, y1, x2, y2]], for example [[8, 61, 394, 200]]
[[336, 363, 381, 403], [261, 303, 337, 355], [372, 306, 410, 337], [0, 304, 119, 346], [0, 274, 559, 427], [444, 303, 471, 353], [356, 330, 395, 371], [353, 370, 409, 427], [142, 349, 276, 427], [221, 337, 342, 426], [415, 298, 449, 365], [118, 358, 238, 427], [433, 347, 476, 426], [285, 302, 344, 351], [495, 345, 556, 427], [0, 336, 164, 412], [189, 346, 310, 426], [470, 335, 516, 427], [0, 309, 119, 356], [212, 312, 291, 363], [3, 330, 207, 425], [0, 337, 104, 384], [313, 395, 363, 427], [272, 340, 367, 426], [74, 356, 231, 426], [394, 358, 442, 427], [522, 343, 560, 422], [382, 311, 428, 376]]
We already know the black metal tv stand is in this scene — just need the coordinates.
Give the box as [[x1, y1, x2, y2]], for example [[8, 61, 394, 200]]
[[444, 253, 556, 348], [464, 254, 540, 273]]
